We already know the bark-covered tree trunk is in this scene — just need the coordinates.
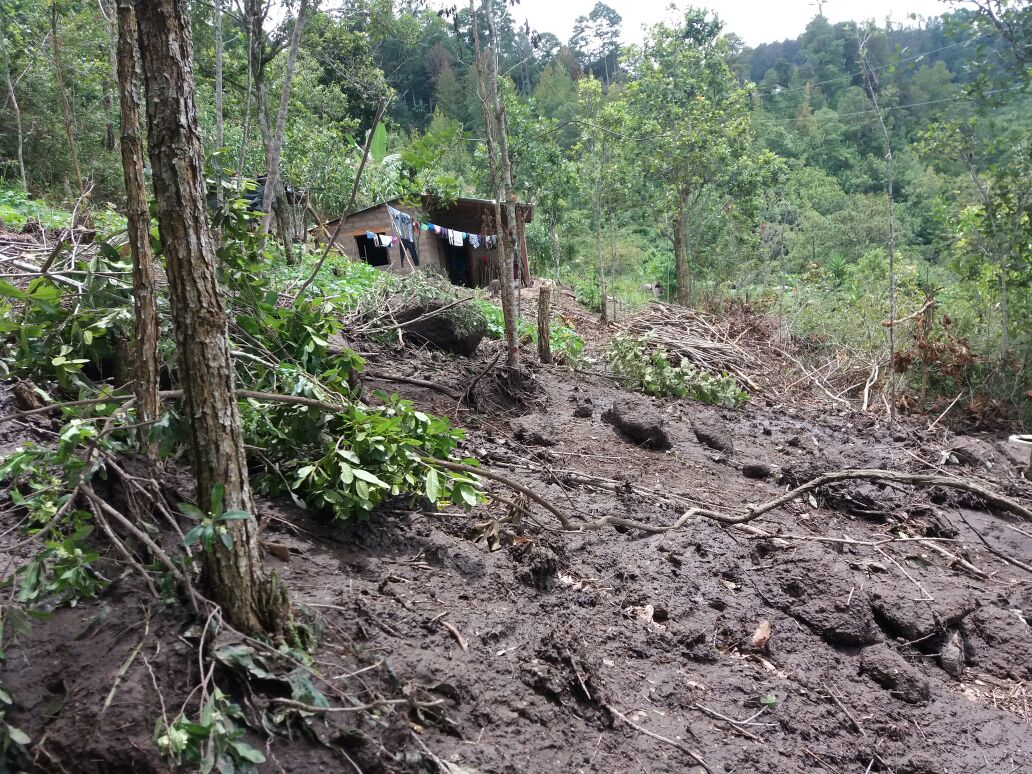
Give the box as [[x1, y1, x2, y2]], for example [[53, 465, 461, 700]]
[[133, 0, 287, 636], [258, 0, 310, 247], [236, 0, 256, 192], [1, 40, 26, 191], [537, 282, 552, 365], [595, 182, 607, 323], [102, 0, 117, 152], [115, 0, 160, 466], [673, 202, 691, 306], [472, 0, 520, 369], [51, 3, 84, 198], [549, 219, 561, 283]]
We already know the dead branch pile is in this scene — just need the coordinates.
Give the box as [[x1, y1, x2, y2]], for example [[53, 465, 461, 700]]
[[620, 302, 761, 390]]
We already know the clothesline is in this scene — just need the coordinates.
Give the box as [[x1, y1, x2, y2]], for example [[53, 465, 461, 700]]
[[381, 205, 498, 250]]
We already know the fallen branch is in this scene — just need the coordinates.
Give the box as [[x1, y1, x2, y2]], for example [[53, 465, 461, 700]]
[[365, 370, 461, 401], [0, 388, 350, 424], [425, 458, 573, 529]]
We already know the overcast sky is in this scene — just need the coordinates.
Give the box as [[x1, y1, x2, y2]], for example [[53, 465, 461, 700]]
[[500, 0, 952, 47]]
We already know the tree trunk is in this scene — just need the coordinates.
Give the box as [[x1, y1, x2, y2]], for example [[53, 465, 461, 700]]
[[595, 186, 607, 323], [999, 259, 1009, 360], [212, 0, 224, 229], [549, 219, 561, 283], [102, 0, 118, 152], [258, 0, 310, 246], [472, 0, 519, 368], [673, 203, 691, 306], [133, 0, 287, 636], [236, 0, 257, 192], [537, 282, 552, 365], [51, 3, 84, 198], [1, 40, 27, 191], [115, 0, 161, 466]]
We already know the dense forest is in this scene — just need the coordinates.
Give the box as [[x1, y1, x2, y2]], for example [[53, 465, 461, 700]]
[[1, 1, 1032, 771], [2, 0, 1031, 415]]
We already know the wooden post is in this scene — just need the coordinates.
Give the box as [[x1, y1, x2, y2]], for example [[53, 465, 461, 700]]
[[537, 282, 552, 365]]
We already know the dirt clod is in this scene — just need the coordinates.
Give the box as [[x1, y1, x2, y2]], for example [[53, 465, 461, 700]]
[[602, 400, 671, 450], [692, 418, 735, 455], [860, 644, 931, 705]]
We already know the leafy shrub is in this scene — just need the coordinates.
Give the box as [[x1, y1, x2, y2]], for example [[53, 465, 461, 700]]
[[242, 367, 480, 520], [605, 334, 748, 408], [154, 688, 265, 774]]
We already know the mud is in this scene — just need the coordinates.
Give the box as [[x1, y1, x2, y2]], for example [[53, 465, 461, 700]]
[[4, 291, 1032, 773]]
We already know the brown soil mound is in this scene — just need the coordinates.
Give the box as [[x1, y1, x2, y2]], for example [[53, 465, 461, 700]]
[[3, 289, 1032, 773]]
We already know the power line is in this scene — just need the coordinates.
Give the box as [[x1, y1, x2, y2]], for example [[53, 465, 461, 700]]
[[751, 82, 1027, 124], [755, 38, 974, 97]]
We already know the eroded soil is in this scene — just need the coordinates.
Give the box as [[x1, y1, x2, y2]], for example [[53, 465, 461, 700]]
[[4, 291, 1032, 773]]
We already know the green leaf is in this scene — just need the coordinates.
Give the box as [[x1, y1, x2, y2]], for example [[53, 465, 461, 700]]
[[353, 469, 388, 488], [178, 503, 206, 521], [456, 484, 478, 507], [369, 122, 388, 164], [425, 468, 441, 502], [6, 725, 30, 746], [210, 483, 225, 516], [0, 281, 26, 300], [220, 510, 251, 522], [338, 462, 354, 485], [183, 526, 205, 547], [220, 531, 234, 551], [229, 741, 266, 763]]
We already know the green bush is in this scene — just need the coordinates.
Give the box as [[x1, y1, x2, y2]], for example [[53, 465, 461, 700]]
[[605, 334, 748, 408]]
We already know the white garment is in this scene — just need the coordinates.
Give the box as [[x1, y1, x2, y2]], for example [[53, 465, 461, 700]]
[[377, 234, 393, 248], [448, 229, 465, 247]]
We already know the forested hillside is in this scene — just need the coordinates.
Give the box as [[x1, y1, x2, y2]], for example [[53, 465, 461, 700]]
[[2, 0, 1030, 417], [2, 1, 1032, 772]]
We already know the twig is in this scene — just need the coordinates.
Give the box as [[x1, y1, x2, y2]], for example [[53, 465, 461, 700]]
[[83, 485, 198, 612], [603, 702, 711, 773], [269, 696, 443, 714], [928, 391, 965, 431], [822, 684, 866, 736], [957, 512, 1032, 575], [440, 620, 469, 651], [690, 703, 763, 741]]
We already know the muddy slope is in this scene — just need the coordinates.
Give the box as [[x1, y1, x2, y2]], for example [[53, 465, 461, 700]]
[[4, 305, 1032, 773]]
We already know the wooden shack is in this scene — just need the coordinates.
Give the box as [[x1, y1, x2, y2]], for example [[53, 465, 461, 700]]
[[319, 196, 533, 288]]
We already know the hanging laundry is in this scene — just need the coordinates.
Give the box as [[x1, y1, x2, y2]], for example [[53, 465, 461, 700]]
[[401, 238, 419, 266], [469, 234, 481, 249], [448, 229, 465, 247], [365, 231, 376, 240], [377, 233, 394, 248], [421, 223, 431, 231], [433, 225, 443, 235]]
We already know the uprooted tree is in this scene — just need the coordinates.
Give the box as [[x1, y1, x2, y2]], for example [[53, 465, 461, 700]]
[[132, 0, 289, 635]]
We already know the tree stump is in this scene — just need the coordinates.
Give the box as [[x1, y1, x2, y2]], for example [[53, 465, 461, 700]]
[[537, 282, 552, 364]]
